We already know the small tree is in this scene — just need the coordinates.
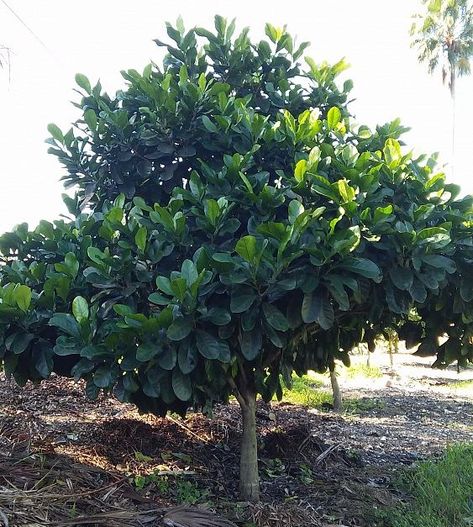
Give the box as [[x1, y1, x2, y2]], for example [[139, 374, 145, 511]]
[[1, 17, 473, 501]]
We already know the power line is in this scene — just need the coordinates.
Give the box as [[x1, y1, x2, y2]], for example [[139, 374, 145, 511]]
[[0, 0, 49, 51]]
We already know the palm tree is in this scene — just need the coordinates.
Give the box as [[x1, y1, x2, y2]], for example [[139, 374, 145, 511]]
[[410, 0, 473, 173], [0, 45, 11, 81]]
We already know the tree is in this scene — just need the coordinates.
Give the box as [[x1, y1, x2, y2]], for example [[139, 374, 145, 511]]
[[410, 0, 473, 170], [1, 17, 473, 502]]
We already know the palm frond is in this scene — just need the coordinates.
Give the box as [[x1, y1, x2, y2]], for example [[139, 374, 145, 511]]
[[163, 506, 238, 527]]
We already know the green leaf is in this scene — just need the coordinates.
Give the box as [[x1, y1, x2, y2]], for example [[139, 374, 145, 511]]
[[135, 226, 147, 252], [307, 146, 321, 171], [148, 292, 170, 305], [333, 180, 355, 203], [156, 276, 174, 295], [75, 73, 91, 93], [325, 276, 350, 311], [409, 279, 427, 303], [15, 285, 32, 312], [72, 296, 89, 323], [158, 348, 177, 370], [288, 200, 304, 224], [416, 227, 450, 247], [389, 267, 413, 291], [181, 259, 198, 286], [49, 314, 81, 338], [206, 307, 231, 326], [202, 115, 218, 132], [301, 292, 334, 329], [460, 278, 473, 303], [312, 175, 338, 200], [204, 199, 220, 226], [53, 336, 79, 356], [178, 342, 198, 374], [338, 257, 382, 282], [240, 327, 262, 360], [84, 109, 97, 131], [172, 369, 192, 401], [383, 138, 401, 166], [262, 303, 289, 331], [301, 292, 319, 323], [235, 235, 257, 264], [294, 159, 307, 183], [93, 365, 112, 388], [327, 107, 341, 129], [230, 290, 257, 313], [167, 316, 194, 341], [47, 123, 64, 143], [136, 343, 160, 361], [422, 255, 456, 274], [8, 332, 34, 354], [195, 330, 229, 360]]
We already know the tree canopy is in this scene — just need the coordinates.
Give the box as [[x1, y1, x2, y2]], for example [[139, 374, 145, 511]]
[[1, 16, 473, 500]]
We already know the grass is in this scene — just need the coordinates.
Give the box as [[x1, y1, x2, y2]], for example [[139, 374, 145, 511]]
[[449, 379, 473, 391], [281, 375, 333, 408], [280, 374, 384, 413], [379, 444, 473, 527], [346, 363, 383, 379]]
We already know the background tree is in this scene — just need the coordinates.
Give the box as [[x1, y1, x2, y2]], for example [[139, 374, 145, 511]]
[[1, 17, 473, 502], [410, 0, 473, 172]]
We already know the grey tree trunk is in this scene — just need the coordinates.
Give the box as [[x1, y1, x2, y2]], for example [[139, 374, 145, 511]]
[[238, 391, 259, 501], [330, 369, 342, 412], [450, 68, 456, 178]]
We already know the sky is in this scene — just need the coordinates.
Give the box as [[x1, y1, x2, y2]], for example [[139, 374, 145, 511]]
[[0, 0, 471, 233]]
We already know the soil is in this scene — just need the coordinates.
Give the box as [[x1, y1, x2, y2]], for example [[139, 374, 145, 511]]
[[0, 352, 471, 527]]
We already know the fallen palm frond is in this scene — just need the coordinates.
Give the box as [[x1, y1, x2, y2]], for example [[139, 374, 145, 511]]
[[163, 505, 238, 526]]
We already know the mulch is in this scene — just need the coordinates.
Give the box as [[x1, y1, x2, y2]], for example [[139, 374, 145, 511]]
[[0, 371, 471, 526]]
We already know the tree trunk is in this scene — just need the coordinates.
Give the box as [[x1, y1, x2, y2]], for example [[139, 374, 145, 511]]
[[238, 390, 259, 501], [450, 68, 456, 178], [330, 369, 342, 412]]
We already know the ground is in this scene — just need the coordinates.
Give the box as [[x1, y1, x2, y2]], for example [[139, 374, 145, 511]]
[[0, 352, 471, 527]]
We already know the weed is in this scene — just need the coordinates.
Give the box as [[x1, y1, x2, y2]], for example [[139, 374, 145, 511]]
[[133, 472, 169, 493], [175, 479, 209, 504], [344, 398, 385, 414], [298, 463, 314, 485], [262, 458, 286, 478], [134, 451, 153, 463]]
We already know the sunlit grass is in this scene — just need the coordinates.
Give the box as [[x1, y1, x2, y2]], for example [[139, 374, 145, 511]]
[[345, 363, 383, 379], [281, 375, 333, 408], [449, 379, 473, 391], [279, 374, 384, 413]]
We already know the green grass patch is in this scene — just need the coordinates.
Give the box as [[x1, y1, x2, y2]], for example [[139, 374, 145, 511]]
[[281, 375, 332, 408], [280, 375, 383, 413], [346, 363, 383, 379], [449, 379, 473, 391], [379, 444, 473, 527]]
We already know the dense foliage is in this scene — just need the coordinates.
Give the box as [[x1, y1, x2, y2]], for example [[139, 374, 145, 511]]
[[1, 16, 472, 499]]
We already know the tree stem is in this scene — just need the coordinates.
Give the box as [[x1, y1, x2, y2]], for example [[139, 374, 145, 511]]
[[238, 390, 259, 501], [330, 368, 342, 412]]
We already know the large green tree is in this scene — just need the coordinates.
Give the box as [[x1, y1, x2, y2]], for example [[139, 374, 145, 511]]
[[1, 17, 473, 501]]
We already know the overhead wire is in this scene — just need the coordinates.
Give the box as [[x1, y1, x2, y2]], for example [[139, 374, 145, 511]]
[[0, 0, 49, 52]]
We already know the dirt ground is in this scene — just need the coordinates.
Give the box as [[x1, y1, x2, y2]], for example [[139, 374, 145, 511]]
[[0, 352, 471, 527]]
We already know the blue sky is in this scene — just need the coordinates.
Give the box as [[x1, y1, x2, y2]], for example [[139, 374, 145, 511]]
[[0, 0, 471, 232]]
